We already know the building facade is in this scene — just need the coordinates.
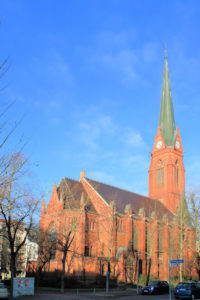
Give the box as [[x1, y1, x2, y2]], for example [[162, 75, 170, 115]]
[[39, 54, 195, 283]]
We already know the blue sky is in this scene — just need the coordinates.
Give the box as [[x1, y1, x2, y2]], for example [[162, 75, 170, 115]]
[[1, 0, 200, 200]]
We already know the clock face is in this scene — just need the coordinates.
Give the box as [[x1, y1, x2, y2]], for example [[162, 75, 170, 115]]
[[156, 141, 162, 149], [175, 141, 180, 149]]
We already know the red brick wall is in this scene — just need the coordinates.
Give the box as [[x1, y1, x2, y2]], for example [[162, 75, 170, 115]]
[[38, 172, 196, 283], [149, 126, 185, 213]]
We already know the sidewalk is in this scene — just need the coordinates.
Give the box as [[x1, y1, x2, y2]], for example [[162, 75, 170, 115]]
[[34, 288, 137, 300]]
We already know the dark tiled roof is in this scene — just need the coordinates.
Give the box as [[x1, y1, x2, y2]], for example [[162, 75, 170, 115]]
[[57, 178, 97, 213], [86, 178, 174, 219]]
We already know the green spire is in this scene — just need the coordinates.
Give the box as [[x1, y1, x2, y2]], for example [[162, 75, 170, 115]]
[[159, 51, 177, 146]]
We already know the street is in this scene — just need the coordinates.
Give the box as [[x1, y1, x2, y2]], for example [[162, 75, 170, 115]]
[[15, 292, 176, 300]]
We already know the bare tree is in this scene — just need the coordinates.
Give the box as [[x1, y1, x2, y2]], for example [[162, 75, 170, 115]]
[[0, 152, 41, 296], [53, 179, 88, 293], [57, 217, 77, 293], [145, 214, 158, 286], [187, 191, 200, 279], [176, 193, 191, 281], [0, 55, 9, 83], [0, 55, 23, 152], [123, 244, 136, 284], [0, 232, 10, 277], [26, 227, 57, 289], [0, 38, 42, 296], [38, 228, 56, 273], [97, 201, 117, 292]]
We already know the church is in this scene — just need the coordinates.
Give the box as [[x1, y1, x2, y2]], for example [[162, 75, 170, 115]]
[[39, 54, 195, 283]]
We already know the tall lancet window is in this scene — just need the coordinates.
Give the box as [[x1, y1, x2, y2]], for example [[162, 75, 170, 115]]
[[157, 160, 164, 186], [175, 160, 179, 185]]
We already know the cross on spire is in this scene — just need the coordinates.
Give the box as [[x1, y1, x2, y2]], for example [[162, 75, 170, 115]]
[[164, 43, 167, 58]]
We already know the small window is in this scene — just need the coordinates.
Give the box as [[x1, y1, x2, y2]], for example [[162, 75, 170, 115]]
[[177, 167, 179, 184], [161, 167, 164, 184], [175, 160, 179, 185], [157, 160, 164, 186], [101, 264, 104, 275], [133, 226, 138, 251], [118, 220, 123, 231], [50, 226, 56, 260], [85, 246, 89, 257], [113, 265, 116, 275], [157, 169, 160, 185]]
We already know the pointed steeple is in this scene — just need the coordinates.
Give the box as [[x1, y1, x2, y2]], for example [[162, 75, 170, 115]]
[[41, 199, 45, 215], [159, 51, 177, 146]]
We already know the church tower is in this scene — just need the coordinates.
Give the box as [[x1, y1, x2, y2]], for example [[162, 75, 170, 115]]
[[149, 52, 185, 213]]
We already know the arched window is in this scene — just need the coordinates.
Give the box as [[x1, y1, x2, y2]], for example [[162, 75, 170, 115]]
[[146, 224, 151, 255], [175, 160, 179, 185], [85, 246, 89, 256], [120, 221, 123, 231], [49, 223, 57, 260], [157, 160, 164, 186], [113, 265, 116, 275], [117, 219, 123, 231], [101, 264, 104, 275], [102, 243, 105, 255], [133, 226, 138, 251], [158, 225, 163, 259]]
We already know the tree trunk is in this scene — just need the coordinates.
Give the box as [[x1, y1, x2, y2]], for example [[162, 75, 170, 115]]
[[197, 255, 200, 280], [146, 258, 151, 286], [61, 251, 67, 293], [179, 241, 183, 282], [179, 263, 183, 282], [36, 266, 42, 292], [10, 254, 16, 298], [106, 261, 111, 293]]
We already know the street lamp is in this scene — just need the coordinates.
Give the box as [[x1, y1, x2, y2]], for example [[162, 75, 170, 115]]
[[137, 251, 140, 294]]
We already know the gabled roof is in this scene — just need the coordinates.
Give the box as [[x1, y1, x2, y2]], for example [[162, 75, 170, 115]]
[[56, 175, 174, 220], [57, 178, 97, 213], [86, 178, 174, 219]]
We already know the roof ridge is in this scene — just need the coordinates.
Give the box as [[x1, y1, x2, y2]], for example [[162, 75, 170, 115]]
[[59, 177, 80, 185], [86, 177, 151, 200], [86, 177, 173, 213], [83, 177, 109, 206]]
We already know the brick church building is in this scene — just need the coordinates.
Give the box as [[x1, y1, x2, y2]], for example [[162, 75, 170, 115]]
[[39, 54, 195, 283]]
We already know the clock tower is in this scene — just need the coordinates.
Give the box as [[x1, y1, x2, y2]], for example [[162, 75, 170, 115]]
[[148, 53, 185, 213]]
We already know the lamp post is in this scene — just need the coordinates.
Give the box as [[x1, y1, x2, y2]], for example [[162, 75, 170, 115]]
[[137, 251, 140, 294]]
